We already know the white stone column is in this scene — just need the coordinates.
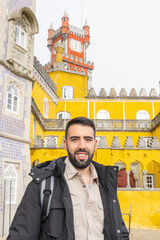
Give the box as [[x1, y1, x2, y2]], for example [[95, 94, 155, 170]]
[[126, 170, 131, 188], [142, 170, 148, 188]]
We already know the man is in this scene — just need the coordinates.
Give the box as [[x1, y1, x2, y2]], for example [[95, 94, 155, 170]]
[[7, 117, 129, 240]]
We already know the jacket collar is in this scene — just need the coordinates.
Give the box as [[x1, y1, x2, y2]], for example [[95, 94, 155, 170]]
[[29, 156, 118, 191]]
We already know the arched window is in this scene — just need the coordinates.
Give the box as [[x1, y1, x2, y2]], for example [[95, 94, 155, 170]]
[[4, 164, 17, 204], [6, 85, 19, 113], [43, 98, 49, 118], [62, 86, 74, 99], [57, 112, 70, 119], [96, 110, 110, 119], [15, 22, 27, 49], [136, 110, 149, 120]]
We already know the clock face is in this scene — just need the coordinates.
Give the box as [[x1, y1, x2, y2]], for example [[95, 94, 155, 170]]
[[69, 38, 82, 53]]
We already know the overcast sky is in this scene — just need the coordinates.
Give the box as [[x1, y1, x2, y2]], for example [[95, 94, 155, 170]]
[[34, 0, 160, 95]]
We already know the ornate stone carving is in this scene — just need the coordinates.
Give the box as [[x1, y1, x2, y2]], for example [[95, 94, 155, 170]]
[[114, 162, 126, 171], [124, 136, 134, 149], [119, 88, 127, 97], [149, 88, 158, 97], [137, 137, 147, 149], [150, 137, 160, 149], [96, 136, 108, 148], [45, 136, 57, 148], [109, 88, 117, 97], [88, 88, 96, 97], [60, 136, 65, 148], [33, 135, 44, 148], [111, 136, 121, 149], [99, 88, 107, 97], [139, 88, 147, 97], [129, 88, 137, 97]]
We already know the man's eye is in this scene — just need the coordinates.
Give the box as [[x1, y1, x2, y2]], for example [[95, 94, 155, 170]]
[[71, 138, 78, 142], [86, 138, 92, 142]]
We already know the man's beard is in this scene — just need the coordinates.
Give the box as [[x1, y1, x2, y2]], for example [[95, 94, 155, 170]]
[[67, 148, 94, 169]]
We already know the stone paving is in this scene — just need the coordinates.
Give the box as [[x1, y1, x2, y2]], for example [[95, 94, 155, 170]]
[[130, 228, 160, 240]]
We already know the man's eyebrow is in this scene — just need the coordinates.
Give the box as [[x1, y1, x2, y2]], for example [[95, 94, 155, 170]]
[[69, 136, 94, 139], [69, 136, 80, 139], [84, 136, 93, 139]]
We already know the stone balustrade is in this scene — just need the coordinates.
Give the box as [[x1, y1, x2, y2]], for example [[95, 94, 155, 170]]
[[43, 119, 153, 131]]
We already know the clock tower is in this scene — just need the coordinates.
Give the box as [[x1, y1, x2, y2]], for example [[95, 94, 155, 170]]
[[45, 11, 94, 90]]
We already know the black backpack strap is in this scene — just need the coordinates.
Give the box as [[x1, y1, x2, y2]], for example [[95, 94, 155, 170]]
[[41, 175, 54, 222], [39, 175, 54, 240]]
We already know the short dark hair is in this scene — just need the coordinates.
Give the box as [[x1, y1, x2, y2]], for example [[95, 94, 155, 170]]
[[65, 117, 96, 139]]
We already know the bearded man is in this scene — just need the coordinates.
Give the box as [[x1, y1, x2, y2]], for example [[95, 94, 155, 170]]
[[7, 117, 129, 240]]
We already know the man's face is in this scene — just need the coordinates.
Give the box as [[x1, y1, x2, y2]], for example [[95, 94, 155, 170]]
[[64, 124, 97, 169]]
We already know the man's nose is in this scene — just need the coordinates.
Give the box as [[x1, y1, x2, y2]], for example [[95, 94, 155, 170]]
[[78, 139, 86, 149]]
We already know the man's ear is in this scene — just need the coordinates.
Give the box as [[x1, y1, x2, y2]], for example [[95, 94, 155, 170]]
[[94, 139, 98, 151], [64, 139, 67, 151]]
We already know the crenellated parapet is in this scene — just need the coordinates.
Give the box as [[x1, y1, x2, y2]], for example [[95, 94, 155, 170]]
[[44, 59, 88, 76], [33, 56, 58, 103], [87, 87, 160, 99]]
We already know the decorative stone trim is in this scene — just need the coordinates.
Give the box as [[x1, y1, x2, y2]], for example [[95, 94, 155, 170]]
[[99, 88, 107, 97], [33, 135, 44, 148], [124, 136, 134, 149], [33, 57, 58, 103], [0, 60, 34, 83], [0, 132, 31, 144], [9, 7, 39, 34], [31, 98, 45, 130], [137, 137, 147, 149], [85, 87, 160, 99], [111, 136, 121, 149], [139, 88, 147, 97], [129, 88, 137, 97], [88, 88, 96, 97], [119, 88, 127, 97], [60, 136, 65, 148]]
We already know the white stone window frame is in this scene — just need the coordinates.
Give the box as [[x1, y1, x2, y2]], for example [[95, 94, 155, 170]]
[[4, 164, 18, 205], [61, 86, 74, 99], [6, 84, 19, 114], [96, 110, 110, 119], [57, 111, 70, 119], [146, 174, 154, 188], [43, 97, 49, 118], [15, 24, 27, 50], [7, 8, 39, 76], [136, 110, 150, 120]]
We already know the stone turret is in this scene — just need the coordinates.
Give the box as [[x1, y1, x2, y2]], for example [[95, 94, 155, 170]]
[[47, 23, 54, 51], [61, 11, 69, 41], [83, 20, 90, 49]]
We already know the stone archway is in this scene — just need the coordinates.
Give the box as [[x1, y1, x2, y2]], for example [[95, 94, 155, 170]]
[[130, 162, 142, 188]]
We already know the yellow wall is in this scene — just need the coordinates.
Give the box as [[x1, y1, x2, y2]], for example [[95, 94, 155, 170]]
[[49, 71, 88, 99], [118, 190, 160, 229]]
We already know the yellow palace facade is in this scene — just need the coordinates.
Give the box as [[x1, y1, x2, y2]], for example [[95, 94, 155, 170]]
[[30, 13, 160, 229]]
